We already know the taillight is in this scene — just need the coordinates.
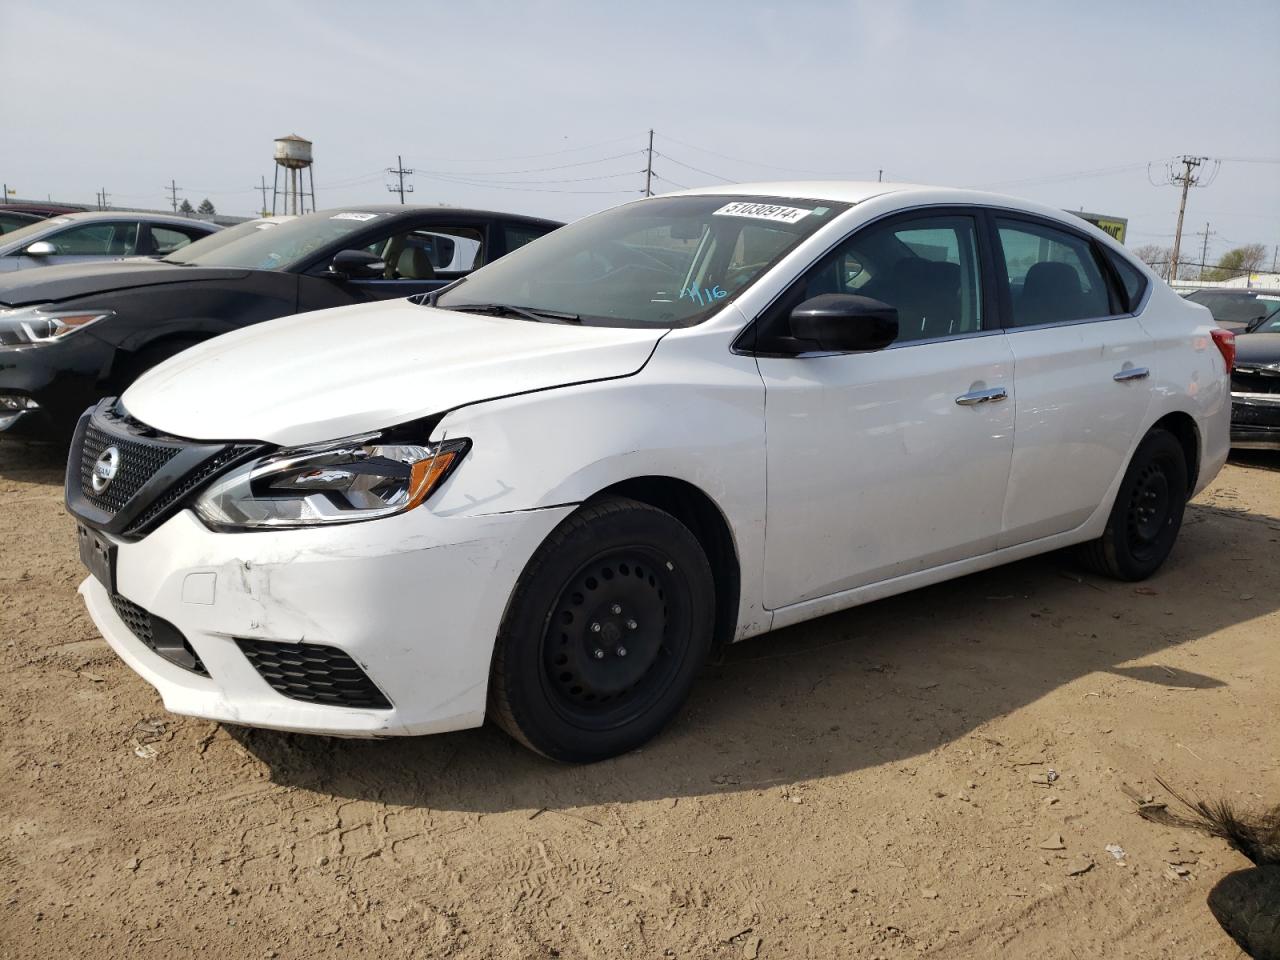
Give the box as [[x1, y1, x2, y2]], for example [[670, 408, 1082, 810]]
[[1211, 328, 1236, 371]]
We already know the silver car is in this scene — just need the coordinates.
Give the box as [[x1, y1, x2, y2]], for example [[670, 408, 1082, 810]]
[[0, 211, 220, 272]]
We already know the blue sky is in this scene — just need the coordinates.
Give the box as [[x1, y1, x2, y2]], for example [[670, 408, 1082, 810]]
[[3, 0, 1277, 263]]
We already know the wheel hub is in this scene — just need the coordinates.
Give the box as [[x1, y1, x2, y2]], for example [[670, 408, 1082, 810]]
[[545, 557, 669, 706], [1128, 463, 1171, 545]]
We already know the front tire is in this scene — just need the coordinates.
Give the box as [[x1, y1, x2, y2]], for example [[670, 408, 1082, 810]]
[[489, 496, 715, 762], [1077, 428, 1189, 581]]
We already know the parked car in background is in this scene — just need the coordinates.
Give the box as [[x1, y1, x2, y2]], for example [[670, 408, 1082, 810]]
[[63, 183, 1230, 762], [1184, 288, 1280, 333], [0, 206, 560, 435], [0, 211, 220, 273], [0, 210, 42, 234], [1229, 311, 1280, 449], [0, 201, 88, 218]]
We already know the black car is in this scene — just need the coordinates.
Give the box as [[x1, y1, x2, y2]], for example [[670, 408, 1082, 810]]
[[1184, 288, 1280, 333], [1230, 312, 1280, 449], [0, 205, 561, 436], [0, 210, 41, 235]]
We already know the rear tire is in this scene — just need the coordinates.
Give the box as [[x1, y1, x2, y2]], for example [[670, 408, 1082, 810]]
[[1076, 428, 1189, 581], [488, 496, 714, 762]]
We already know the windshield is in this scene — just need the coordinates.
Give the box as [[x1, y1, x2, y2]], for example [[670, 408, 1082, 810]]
[[1254, 296, 1280, 332], [164, 218, 291, 264], [434, 195, 848, 327], [175, 210, 387, 271], [0, 216, 74, 252], [1189, 290, 1279, 324]]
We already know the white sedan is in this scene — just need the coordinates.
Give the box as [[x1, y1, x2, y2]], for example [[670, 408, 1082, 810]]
[[66, 182, 1233, 762]]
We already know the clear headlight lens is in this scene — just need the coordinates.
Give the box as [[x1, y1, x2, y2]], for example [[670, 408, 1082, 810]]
[[0, 306, 114, 346], [195, 435, 469, 530]]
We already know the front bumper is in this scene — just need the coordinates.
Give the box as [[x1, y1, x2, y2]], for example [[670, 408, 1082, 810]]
[[0, 336, 108, 435], [1230, 393, 1280, 450], [79, 505, 572, 737]]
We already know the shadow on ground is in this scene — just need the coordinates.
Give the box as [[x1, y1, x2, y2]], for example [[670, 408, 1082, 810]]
[[231, 489, 1280, 815]]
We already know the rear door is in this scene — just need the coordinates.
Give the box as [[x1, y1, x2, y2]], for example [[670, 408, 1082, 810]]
[[991, 214, 1154, 546], [755, 209, 1016, 609]]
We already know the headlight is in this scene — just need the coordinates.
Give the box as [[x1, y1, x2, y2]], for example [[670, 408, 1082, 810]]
[[0, 305, 114, 346], [195, 434, 469, 530]]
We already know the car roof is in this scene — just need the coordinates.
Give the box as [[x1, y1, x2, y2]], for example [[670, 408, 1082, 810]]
[[32, 210, 221, 228], [309, 205, 563, 227], [658, 180, 1118, 232]]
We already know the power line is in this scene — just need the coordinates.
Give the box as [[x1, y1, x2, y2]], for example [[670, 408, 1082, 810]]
[[418, 150, 645, 178], [410, 133, 644, 165], [164, 179, 182, 213], [414, 171, 640, 195], [651, 151, 737, 184], [656, 132, 861, 177], [387, 154, 414, 204]]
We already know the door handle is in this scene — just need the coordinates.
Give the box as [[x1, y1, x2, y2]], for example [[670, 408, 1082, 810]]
[[1113, 366, 1150, 382], [955, 386, 1008, 406]]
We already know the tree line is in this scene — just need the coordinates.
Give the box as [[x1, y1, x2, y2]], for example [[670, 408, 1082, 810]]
[[1133, 242, 1271, 282]]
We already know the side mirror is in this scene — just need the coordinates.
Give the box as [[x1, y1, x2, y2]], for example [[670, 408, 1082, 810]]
[[328, 249, 385, 280], [24, 240, 57, 257], [789, 294, 898, 352]]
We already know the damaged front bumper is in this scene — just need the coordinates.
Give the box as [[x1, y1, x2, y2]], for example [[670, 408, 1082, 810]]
[[79, 504, 573, 737]]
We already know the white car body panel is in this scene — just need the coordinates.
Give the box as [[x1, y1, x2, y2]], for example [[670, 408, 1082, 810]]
[[757, 333, 1015, 607], [73, 180, 1230, 740], [123, 299, 664, 446]]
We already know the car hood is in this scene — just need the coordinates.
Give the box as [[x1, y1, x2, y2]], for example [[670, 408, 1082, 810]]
[[123, 300, 665, 446], [0, 260, 253, 307], [1235, 332, 1280, 367]]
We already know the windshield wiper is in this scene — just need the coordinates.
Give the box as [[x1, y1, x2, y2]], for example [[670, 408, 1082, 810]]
[[443, 303, 582, 323]]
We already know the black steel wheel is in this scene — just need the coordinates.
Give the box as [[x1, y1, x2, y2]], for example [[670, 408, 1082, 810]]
[[1077, 428, 1189, 581], [490, 496, 715, 762]]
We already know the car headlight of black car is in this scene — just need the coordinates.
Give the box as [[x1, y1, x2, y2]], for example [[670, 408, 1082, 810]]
[[194, 432, 469, 530], [0, 305, 114, 346]]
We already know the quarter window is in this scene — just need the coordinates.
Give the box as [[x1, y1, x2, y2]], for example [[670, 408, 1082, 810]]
[[150, 226, 198, 255], [995, 219, 1111, 327]]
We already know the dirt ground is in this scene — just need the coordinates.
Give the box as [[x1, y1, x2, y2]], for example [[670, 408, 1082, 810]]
[[1, 439, 1277, 960]]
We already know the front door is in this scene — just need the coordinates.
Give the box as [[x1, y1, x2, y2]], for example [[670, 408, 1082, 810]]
[[991, 215, 1155, 546], [755, 211, 1016, 610]]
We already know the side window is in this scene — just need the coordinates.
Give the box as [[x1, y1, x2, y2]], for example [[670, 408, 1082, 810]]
[[1103, 248, 1148, 313], [503, 223, 551, 253], [995, 219, 1111, 327], [150, 226, 197, 255], [359, 226, 484, 280], [46, 221, 139, 255], [795, 214, 984, 343]]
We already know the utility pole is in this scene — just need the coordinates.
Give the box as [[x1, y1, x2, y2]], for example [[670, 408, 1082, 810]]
[[165, 179, 182, 213], [878, 169, 883, 182], [386, 155, 414, 204], [255, 176, 271, 217], [644, 129, 654, 197], [1195, 222, 1214, 279], [1167, 156, 1205, 284], [97, 188, 110, 210]]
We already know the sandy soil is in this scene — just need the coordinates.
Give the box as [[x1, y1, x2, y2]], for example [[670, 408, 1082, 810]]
[[1, 439, 1277, 960]]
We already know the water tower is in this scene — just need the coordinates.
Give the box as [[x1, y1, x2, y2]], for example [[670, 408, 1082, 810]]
[[271, 134, 316, 216]]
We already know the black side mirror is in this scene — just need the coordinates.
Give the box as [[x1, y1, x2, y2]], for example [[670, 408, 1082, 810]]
[[329, 249, 386, 280], [789, 294, 898, 352]]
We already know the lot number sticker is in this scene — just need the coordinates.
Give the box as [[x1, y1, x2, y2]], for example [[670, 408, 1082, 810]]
[[713, 201, 812, 224], [330, 212, 379, 221]]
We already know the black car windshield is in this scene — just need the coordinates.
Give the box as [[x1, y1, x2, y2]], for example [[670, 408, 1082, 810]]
[[163, 218, 289, 264], [1188, 290, 1280, 325], [434, 195, 849, 327], [172, 210, 389, 271]]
